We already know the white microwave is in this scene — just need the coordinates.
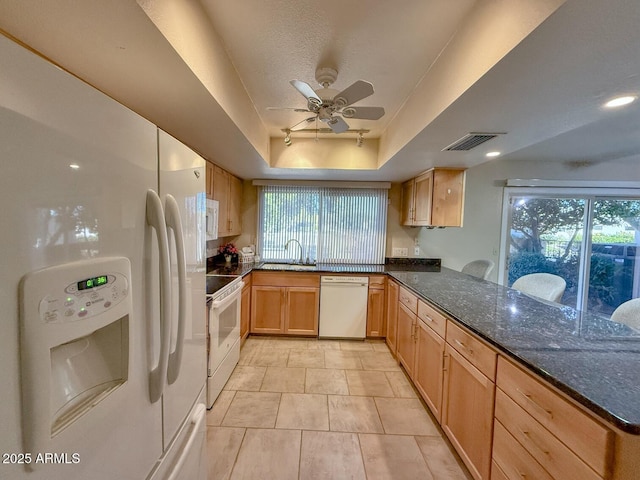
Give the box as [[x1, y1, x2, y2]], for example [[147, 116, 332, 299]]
[[206, 199, 219, 241]]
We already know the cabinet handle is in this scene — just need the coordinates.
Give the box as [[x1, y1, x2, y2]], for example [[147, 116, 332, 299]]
[[442, 352, 448, 371], [516, 470, 528, 479], [424, 314, 433, 323], [519, 429, 550, 455], [516, 388, 554, 418], [454, 338, 473, 354], [410, 320, 415, 339]]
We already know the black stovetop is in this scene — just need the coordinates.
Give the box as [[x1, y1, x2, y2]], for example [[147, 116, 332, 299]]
[[205, 275, 239, 296]]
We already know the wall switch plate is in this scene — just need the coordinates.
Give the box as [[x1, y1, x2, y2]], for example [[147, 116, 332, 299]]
[[400, 248, 408, 257], [414, 246, 420, 255], [392, 247, 403, 256]]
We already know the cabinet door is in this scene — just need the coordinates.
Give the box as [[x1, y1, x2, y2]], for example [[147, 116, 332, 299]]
[[212, 166, 229, 235], [414, 320, 445, 422], [442, 344, 495, 480], [205, 161, 215, 199], [401, 179, 415, 225], [284, 287, 319, 336], [366, 287, 386, 337], [228, 174, 243, 236], [431, 169, 464, 227], [240, 280, 251, 340], [413, 171, 434, 225], [251, 286, 284, 334], [396, 303, 416, 377], [386, 280, 399, 354]]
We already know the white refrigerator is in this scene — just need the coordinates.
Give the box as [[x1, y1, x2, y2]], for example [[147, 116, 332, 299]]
[[0, 34, 207, 480]]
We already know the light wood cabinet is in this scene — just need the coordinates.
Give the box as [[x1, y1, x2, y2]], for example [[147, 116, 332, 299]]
[[385, 279, 399, 354], [250, 272, 319, 336], [366, 276, 386, 337], [250, 285, 283, 334], [396, 302, 417, 378], [441, 343, 496, 480], [284, 287, 319, 335], [240, 273, 251, 343], [212, 165, 242, 237], [205, 160, 215, 199], [413, 318, 445, 422], [401, 168, 465, 227], [495, 357, 613, 480]]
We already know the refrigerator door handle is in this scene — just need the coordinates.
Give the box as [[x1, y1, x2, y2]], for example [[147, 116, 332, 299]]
[[146, 189, 172, 403], [165, 194, 187, 385]]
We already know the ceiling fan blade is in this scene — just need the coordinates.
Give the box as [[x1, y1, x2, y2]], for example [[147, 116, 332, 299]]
[[266, 107, 311, 112], [325, 116, 349, 134], [289, 116, 317, 131], [340, 106, 385, 120], [333, 80, 374, 107], [290, 80, 322, 106]]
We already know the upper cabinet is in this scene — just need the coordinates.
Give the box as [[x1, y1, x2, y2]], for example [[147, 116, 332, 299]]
[[211, 163, 242, 237], [205, 161, 215, 199], [401, 168, 466, 227]]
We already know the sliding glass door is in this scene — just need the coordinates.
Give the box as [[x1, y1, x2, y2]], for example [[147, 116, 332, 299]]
[[503, 189, 640, 317]]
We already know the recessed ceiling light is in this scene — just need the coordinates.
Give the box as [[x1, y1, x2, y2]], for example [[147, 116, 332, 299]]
[[604, 95, 636, 108], [69, 164, 80, 169], [486, 151, 501, 158]]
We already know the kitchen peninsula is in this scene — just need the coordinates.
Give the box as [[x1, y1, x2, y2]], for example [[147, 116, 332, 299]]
[[217, 261, 640, 480]]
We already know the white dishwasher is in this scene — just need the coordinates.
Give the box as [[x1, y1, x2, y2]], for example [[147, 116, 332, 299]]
[[319, 276, 369, 339]]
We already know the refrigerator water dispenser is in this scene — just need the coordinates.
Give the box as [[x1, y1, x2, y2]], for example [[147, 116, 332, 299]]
[[20, 257, 131, 460]]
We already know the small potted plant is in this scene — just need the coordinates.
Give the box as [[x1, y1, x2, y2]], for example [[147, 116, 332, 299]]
[[218, 242, 238, 265]]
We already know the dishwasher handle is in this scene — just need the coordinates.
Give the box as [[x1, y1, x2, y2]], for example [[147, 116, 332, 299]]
[[320, 276, 369, 287]]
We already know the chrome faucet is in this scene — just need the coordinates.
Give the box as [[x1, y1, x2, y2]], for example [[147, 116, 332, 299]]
[[284, 239, 304, 264]]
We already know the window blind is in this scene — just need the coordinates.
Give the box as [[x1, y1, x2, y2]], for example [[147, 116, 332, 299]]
[[258, 185, 388, 264]]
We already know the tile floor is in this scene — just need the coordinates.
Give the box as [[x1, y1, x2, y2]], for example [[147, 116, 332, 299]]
[[206, 336, 471, 480]]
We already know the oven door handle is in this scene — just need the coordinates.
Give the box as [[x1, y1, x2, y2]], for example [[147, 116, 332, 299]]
[[165, 194, 187, 385], [211, 282, 244, 311]]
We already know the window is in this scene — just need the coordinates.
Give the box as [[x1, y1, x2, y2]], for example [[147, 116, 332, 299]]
[[257, 185, 388, 264], [501, 187, 640, 317]]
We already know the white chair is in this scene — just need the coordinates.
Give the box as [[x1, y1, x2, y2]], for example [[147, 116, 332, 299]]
[[610, 298, 640, 331], [461, 260, 494, 280], [511, 273, 566, 303]]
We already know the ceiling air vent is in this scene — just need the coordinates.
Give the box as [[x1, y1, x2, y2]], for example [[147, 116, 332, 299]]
[[442, 133, 503, 151]]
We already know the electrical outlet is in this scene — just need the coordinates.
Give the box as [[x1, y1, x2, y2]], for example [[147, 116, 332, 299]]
[[414, 246, 420, 256], [392, 247, 403, 256], [400, 248, 408, 257]]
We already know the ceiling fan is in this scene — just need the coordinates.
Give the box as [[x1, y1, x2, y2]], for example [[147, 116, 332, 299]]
[[269, 67, 385, 134]]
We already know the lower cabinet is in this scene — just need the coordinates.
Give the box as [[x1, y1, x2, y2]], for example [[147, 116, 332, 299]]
[[240, 273, 251, 342], [250, 272, 319, 336], [385, 279, 399, 354], [366, 276, 386, 337], [441, 344, 496, 480], [396, 302, 416, 378], [494, 357, 613, 480], [413, 319, 445, 422]]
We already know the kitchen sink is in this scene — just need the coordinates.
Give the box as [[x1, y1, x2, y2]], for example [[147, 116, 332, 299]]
[[260, 263, 318, 271]]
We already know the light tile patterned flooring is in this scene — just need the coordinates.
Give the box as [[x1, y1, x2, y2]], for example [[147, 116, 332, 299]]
[[206, 336, 471, 480]]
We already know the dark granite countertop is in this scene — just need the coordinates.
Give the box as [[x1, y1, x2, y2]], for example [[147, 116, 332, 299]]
[[388, 267, 640, 434]]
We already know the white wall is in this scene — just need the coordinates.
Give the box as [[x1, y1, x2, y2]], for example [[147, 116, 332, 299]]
[[414, 155, 640, 282]]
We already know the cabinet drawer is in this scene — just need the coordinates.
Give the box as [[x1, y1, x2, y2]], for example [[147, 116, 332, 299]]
[[417, 299, 446, 338], [446, 321, 497, 381], [495, 389, 601, 480], [497, 357, 613, 477], [492, 420, 554, 480], [252, 271, 319, 287], [490, 461, 509, 480], [368, 275, 386, 288], [398, 287, 418, 314]]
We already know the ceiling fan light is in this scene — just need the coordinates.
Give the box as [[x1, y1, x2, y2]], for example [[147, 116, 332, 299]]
[[356, 132, 364, 147], [284, 130, 292, 146]]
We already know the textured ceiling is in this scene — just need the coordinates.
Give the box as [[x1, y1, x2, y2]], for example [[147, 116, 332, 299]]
[[201, 0, 476, 138], [1, 0, 639, 182]]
